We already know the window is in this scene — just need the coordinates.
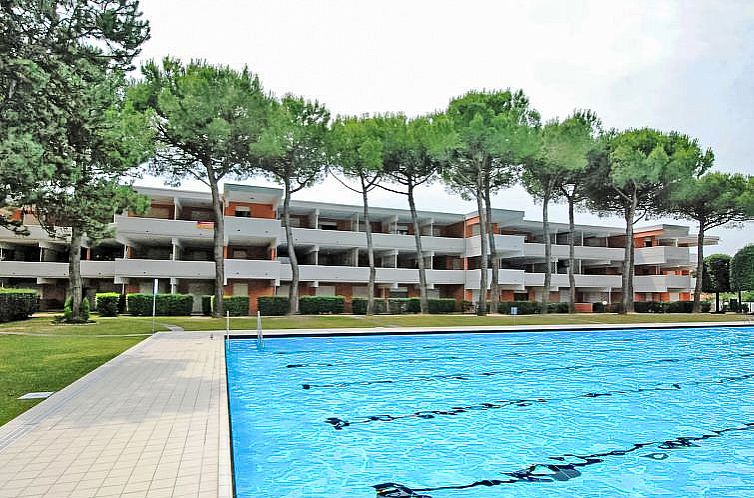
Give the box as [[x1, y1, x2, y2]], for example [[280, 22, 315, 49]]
[[235, 206, 250, 217], [232, 249, 247, 259], [232, 283, 248, 296], [315, 285, 336, 297]]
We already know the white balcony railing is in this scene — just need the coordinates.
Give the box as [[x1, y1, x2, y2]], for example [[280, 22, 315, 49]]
[[634, 274, 693, 293], [634, 246, 690, 265], [523, 272, 622, 290], [224, 259, 281, 280], [113, 258, 215, 279], [0, 260, 115, 279], [522, 243, 625, 261], [288, 227, 466, 254], [464, 234, 525, 258], [277, 264, 466, 285]]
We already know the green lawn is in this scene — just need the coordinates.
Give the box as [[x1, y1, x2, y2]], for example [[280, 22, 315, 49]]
[[0, 334, 144, 425]]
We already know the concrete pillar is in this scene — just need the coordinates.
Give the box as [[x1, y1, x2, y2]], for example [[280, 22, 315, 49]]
[[170, 277, 178, 294]]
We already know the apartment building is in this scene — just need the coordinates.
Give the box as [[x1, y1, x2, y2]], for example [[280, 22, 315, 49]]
[[0, 184, 717, 313]]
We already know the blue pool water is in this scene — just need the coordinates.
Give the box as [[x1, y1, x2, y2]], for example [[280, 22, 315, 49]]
[[226, 327, 754, 497]]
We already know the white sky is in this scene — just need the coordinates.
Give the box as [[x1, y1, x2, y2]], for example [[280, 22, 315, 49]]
[[133, 0, 754, 254]]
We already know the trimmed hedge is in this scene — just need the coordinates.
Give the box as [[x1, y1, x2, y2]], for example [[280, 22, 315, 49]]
[[299, 296, 345, 315], [497, 301, 541, 315], [352, 298, 421, 315], [427, 298, 456, 314], [258, 296, 289, 316], [95, 292, 120, 317], [127, 293, 194, 316], [223, 296, 250, 316], [63, 296, 90, 322], [547, 302, 569, 314], [632, 300, 712, 313], [0, 289, 39, 322]]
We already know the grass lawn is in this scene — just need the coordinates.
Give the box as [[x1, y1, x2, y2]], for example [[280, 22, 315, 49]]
[[0, 334, 144, 426]]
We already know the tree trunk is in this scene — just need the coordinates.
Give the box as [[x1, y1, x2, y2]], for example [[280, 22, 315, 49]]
[[407, 183, 429, 314], [362, 175, 376, 316], [541, 191, 552, 314], [67, 225, 83, 321], [693, 225, 705, 313], [476, 176, 488, 316], [485, 191, 499, 314], [715, 292, 720, 313], [283, 181, 300, 314], [622, 195, 637, 314], [567, 196, 577, 314], [208, 173, 225, 318]]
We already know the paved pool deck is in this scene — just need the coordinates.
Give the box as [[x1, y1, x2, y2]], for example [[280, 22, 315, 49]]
[[0, 320, 750, 497], [0, 332, 231, 498]]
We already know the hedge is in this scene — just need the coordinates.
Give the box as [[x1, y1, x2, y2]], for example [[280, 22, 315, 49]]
[[352, 298, 422, 315], [95, 292, 120, 317], [0, 289, 39, 322], [427, 298, 456, 314], [258, 296, 289, 316], [202, 295, 213, 316], [497, 301, 541, 315], [299, 296, 345, 315], [632, 301, 711, 313], [223, 296, 250, 316], [546, 302, 570, 314], [127, 293, 194, 316]]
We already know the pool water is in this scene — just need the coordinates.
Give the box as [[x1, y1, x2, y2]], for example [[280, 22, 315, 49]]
[[226, 327, 754, 497]]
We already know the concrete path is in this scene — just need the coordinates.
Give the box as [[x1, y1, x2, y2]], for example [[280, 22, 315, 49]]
[[0, 332, 231, 498]]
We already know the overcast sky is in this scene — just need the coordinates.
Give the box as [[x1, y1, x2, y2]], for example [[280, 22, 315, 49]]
[[133, 0, 754, 254]]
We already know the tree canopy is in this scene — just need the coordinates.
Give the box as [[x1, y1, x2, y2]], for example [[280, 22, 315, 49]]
[[731, 245, 754, 292]]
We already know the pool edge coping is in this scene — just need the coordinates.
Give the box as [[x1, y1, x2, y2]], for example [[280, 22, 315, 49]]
[[219, 320, 753, 339]]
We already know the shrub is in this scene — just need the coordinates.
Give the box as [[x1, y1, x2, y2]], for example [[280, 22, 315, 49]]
[[117, 293, 127, 314], [634, 301, 652, 313], [223, 296, 250, 316], [352, 297, 430, 314], [701, 301, 712, 313], [299, 296, 345, 315], [427, 298, 457, 314], [0, 289, 39, 322], [665, 301, 694, 313], [63, 296, 90, 322], [202, 295, 213, 316], [127, 293, 193, 316], [96, 293, 120, 317], [258, 296, 289, 316], [547, 302, 569, 314], [497, 301, 540, 315], [592, 302, 606, 313]]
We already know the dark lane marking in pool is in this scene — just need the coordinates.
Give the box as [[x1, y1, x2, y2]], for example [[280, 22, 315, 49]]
[[302, 351, 754, 390], [284, 346, 648, 370], [325, 372, 754, 430], [373, 422, 754, 497]]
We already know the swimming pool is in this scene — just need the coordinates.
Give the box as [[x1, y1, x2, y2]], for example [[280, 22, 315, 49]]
[[226, 326, 754, 497]]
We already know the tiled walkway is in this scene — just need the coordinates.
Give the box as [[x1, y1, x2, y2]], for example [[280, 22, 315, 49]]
[[0, 332, 231, 498]]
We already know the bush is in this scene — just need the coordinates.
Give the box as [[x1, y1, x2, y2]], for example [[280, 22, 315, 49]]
[[63, 296, 90, 322], [701, 301, 712, 313], [258, 296, 289, 316], [634, 301, 653, 313], [352, 297, 428, 314], [299, 296, 345, 315], [592, 302, 606, 313], [127, 293, 194, 316], [118, 293, 127, 314], [0, 289, 39, 322], [547, 302, 569, 314], [665, 301, 694, 313], [96, 292, 120, 317], [497, 301, 540, 315], [427, 298, 457, 314], [223, 296, 250, 316]]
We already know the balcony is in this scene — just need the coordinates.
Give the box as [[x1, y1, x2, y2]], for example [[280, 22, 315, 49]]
[[464, 269, 526, 289], [524, 272, 622, 290], [113, 258, 215, 279], [634, 274, 693, 293], [288, 227, 466, 254], [634, 246, 690, 266], [115, 215, 281, 244], [464, 235, 525, 258], [0, 261, 116, 279], [278, 264, 466, 285], [523, 243, 624, 261], [224, 259, 281, 280]]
